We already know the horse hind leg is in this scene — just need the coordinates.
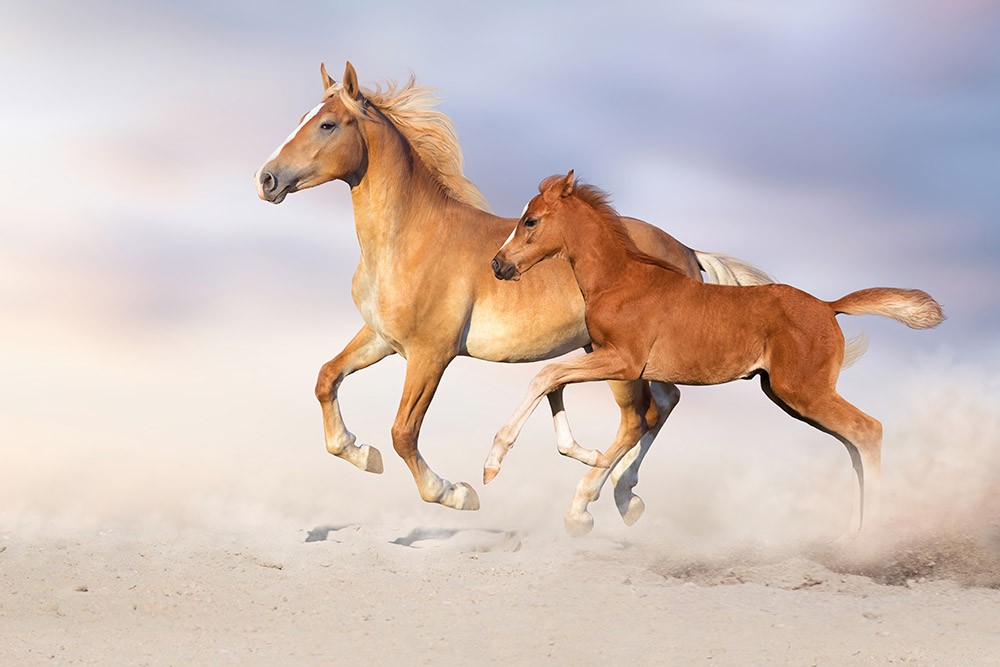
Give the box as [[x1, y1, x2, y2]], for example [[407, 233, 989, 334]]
[[611, 381, 680, 525], [763, 375, 882, 543]]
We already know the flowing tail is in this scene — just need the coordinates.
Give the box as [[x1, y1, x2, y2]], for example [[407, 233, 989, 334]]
[[829, 288, 945, 330], [694, 251, 774, 287], [696, 250, 872, 368]]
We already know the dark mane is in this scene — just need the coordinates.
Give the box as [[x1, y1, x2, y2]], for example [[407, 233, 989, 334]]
[[564, 179, 687, 276]]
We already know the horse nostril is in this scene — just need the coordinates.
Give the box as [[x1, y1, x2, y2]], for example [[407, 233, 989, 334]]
[[259, 170, 277, 193], [491, 258, 501, 274]]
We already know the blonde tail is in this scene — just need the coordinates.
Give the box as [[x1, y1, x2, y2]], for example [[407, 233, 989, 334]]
[[841, 332, 869, 370], [695, 251, 774, 287], [829, 288, 945, 330]]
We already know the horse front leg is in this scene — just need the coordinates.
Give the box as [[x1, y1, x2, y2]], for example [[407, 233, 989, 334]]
[[547, 387, 611, 468], [484, 350, 630, 484], [315, 325, 395, 473], [391, 352, 480, 511], [608, 380, 680, 525], [558, 381, 681, 535]]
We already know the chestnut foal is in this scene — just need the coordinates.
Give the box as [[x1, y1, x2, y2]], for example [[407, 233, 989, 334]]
[[485, 171, 944, 538]]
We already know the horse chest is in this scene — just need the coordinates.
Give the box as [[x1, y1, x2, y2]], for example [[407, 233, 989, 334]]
[[351, 266, 422, 352]]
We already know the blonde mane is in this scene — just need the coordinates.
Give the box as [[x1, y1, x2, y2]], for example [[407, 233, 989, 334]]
[[324, 78, 490, 212]]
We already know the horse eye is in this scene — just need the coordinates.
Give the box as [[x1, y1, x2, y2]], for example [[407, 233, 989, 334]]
[[523, 218, 537, 228], [320, 122, 336, 131]]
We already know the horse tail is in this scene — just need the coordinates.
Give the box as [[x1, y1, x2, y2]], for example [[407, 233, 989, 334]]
[[829, 288, 945, 330], [841, 333, 869, 370], [694, 251, 774, 286]]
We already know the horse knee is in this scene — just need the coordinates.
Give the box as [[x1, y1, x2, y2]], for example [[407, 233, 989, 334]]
[[391, 421, 418, 458], [315, 361, 341, 402]]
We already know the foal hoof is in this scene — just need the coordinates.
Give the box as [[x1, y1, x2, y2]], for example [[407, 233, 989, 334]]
[[439, 482, 480, 511], [564, 511, 594, 538], [483, 467, 500, 485], [620, 495, 645, 526]]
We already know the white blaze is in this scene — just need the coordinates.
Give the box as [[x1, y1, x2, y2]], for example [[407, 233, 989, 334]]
[[499, 203, 529, 250], [267, 103, 325, 162], [499, 225, 518, 250], [254, 103, 325, 196]]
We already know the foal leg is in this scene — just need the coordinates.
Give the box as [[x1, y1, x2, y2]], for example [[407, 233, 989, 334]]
[[764, 376, 882, 542], [315, 325, 396, 473], [483, 350, 630, 484], [610, 381, 680, 525], [563, 385, 649, 536], [547, 387, 611, 467], [391, 352, 479, 511]]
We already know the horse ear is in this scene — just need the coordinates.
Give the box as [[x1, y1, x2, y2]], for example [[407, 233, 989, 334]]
[[343, 61, 361, 99], [561, 169, 575, 198], [320, 63, 335, 91]]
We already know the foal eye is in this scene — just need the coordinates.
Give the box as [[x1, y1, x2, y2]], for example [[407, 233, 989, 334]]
[[523, 219, 537, 228], [320, 122, 336, 131]]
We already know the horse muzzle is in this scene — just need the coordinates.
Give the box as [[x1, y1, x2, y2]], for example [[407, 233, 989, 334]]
[[255, 167, 298, 204], [491, 256, 519, 281]]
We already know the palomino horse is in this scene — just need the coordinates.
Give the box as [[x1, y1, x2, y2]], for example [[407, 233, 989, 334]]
[[255, 62, 774, 518], [487, 172, 944, 538]]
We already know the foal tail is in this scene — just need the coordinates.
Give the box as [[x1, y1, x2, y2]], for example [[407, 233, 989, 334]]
[[829, 288, 945, 330]]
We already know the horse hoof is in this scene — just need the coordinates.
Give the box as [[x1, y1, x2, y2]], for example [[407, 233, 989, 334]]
[[356, 444, 384, 474], [621, 495, 645, 526], [564, 511, 594, 537], [441, 482, 480, 511], [483, 467, 500, 484]]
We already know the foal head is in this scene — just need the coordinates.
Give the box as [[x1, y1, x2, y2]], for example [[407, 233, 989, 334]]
[[492, 170, 608, 280], [255, 62, 370, 203]]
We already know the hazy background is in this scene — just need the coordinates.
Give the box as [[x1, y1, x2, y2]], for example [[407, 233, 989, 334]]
[[2, 0, 998, 542]]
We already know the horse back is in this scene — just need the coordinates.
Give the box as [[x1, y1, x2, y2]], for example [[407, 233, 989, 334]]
[[618, 216, 702, 281]]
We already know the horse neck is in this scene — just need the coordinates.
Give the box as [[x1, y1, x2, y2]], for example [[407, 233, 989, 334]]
[[561, 207, 636, 300], [348, 117, 459, 269]]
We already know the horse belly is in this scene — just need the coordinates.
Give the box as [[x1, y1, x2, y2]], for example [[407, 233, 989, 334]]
[[463, 290, 590, 363], [644, 323, 765, 386]]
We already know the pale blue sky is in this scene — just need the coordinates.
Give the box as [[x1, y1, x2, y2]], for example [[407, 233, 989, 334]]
[[2, 1, 998, 530]]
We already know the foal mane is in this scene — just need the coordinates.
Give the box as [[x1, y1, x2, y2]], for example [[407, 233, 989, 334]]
[[324, 78, 490, 212], [551, 177, 686, 276]]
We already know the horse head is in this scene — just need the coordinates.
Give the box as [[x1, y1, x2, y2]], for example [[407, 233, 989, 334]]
[[255, 61, 369, 203]]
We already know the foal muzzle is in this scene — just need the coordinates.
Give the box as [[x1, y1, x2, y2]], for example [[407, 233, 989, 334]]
[[491, 256, 519, 281]]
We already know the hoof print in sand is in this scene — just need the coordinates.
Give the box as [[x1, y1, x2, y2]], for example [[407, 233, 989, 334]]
[[390, 527, 521, 552]]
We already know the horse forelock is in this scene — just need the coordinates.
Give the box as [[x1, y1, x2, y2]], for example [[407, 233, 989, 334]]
[[322, 78, 490, 212]]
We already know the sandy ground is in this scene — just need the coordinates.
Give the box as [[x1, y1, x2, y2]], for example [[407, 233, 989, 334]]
[[3, 519, 1000, 666], [4, 331, 999, 665]]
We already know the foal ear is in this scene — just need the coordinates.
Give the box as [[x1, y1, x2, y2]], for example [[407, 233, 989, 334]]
[[343, 61, 361, 99], [320, 62, 335, 91], [561, 169, 576, 198]]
